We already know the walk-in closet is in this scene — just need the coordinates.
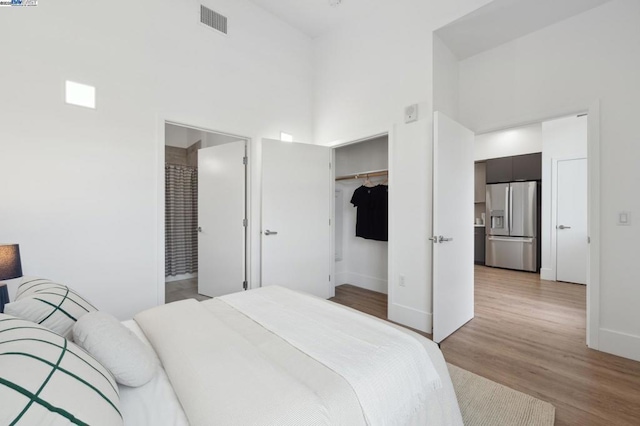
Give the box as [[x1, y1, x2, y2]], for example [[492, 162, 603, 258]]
[[334, 135, 389, 295]]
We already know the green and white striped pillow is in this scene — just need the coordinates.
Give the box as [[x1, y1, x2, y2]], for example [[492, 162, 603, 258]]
[[0, 314, 122, 425], [5, 278, 98, 339]]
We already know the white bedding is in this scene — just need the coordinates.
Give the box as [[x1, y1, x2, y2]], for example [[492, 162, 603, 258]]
[[120, 287, 462, 426], [118, 320, 189, 426], [221, 286, 442, 426]]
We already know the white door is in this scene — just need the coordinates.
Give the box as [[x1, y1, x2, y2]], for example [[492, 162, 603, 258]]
[[261, 139, 332, 298], [198, 141, 246, 297], [556, 158, 587, 284], [433, 111, 475, 344]]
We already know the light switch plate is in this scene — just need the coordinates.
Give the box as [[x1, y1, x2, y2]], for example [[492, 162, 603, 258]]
[[617, 211, 631, 226]]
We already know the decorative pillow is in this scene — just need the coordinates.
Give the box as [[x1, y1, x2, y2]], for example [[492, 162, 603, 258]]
[[4, 278, 97, 339], [0, 314, 122, 426], [73, 312, 157, 387]]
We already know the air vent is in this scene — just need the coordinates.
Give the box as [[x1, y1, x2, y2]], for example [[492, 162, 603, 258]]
[[200, 5, 227, 35]]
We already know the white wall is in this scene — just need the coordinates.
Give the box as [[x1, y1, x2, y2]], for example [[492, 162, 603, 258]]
[[335, 136, 388, 176], [203, 132, 245, 148], [334, 138, 389, 294], [335, 181, 389, 294], [0, 0, 313, 320], [475, 123, 542, 161], [540, 115, 588, 281], [314, 0, 492, 333], [165, 124, 190, 148], [458, 0, 640, 361], [433, 34, 460, 121]]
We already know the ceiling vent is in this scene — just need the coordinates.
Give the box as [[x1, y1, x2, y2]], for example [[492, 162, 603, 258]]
[[200, 5, 228, 35]]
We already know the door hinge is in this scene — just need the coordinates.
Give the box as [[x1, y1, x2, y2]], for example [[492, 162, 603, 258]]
[[243, 218, 248, 227], [243, 281, 248, 290], [243, 156, 248, 165], [329, 218, 331, 226], [588, 236, 591, 244], [329, 275, 331, 282], [329, 162, 332, 169]]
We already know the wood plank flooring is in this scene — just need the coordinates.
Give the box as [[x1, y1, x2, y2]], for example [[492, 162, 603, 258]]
[[330, 266, 640, 426]]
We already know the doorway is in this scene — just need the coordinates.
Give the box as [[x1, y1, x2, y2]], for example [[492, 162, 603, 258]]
[[331, 134, 390, 309], [163, 121, 249, 303], [467, 114, 589, 337]]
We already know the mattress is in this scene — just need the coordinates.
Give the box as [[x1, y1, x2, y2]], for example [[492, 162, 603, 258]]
[[119, 289, 462, 426]]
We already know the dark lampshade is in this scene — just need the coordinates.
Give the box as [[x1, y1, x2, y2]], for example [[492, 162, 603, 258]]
[[0, 244, 23, 281]]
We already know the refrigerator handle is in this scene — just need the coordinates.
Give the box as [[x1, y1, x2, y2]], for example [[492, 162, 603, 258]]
[[509, 186, 513, 232], [504, 185, 510, 233]]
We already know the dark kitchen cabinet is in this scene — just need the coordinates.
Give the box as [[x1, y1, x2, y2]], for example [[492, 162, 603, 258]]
[[513, 153, 542, 181], [485, 157, 513, 183], [474, 226, 485, 265], [486, 153, 542, 183]]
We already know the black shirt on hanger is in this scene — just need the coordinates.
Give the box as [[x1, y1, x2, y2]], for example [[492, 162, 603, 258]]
[[351, 185, 388, 241]]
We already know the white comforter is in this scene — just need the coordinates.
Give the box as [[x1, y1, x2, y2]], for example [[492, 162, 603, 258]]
[[221, 286, 442, 426], [128, 286, 462, 426]]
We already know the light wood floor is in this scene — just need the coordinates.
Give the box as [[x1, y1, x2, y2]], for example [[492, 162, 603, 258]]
[[330, 266, 640, 426]]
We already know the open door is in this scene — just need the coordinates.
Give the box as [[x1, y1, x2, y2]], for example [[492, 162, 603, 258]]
[[433, 111, 475, 343], [261, 139, 332, 299], [198, 141, 246, 297]]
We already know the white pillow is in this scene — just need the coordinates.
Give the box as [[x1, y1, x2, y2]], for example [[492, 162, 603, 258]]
[[0, 314, 122, 426], [73, 312, 157, 387], [4, 278, 97, 339]]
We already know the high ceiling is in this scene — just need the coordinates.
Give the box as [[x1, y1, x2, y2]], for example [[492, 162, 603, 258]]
[[249, 0, 612, 55], [435, 0, 612, 59], [247, 0, 384, 39]]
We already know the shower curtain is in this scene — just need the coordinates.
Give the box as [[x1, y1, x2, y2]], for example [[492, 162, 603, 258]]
[[165, 164, 198, 277]]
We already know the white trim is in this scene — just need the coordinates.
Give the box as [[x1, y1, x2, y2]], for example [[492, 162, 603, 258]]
[[328, 131, 389, 149], [388, 303, 432, 333], [599, 328, 640, 362], [335, 272, 388, 294], [550, 156, 587, 283], [157, 116, 252, 307], [586, 101, 601, 349], [539, 268, 554, 281]]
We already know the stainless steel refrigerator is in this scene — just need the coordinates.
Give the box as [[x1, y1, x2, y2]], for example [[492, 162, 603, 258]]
[[485, 181, 538, 272]]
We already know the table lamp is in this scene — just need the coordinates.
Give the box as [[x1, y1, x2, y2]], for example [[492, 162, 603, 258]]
[[0, 244, 22, 313]]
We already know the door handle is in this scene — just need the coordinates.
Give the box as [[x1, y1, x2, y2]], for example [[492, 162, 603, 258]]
[[439, 236, 453, 243], [557, 225, 571, 230], [264, 230, 278, 236]]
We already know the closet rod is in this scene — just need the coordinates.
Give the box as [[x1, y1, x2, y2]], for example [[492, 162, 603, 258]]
[[335, 169, 388, 181]]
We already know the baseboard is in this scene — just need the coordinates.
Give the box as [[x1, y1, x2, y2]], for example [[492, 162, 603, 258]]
[[335, 272, 387, 294], [165, 273, 197, 283], [388, 303, 432, 334], [598, 328, 640, 362], [335, 272, 348, 287], [540, 268, 555, 281]]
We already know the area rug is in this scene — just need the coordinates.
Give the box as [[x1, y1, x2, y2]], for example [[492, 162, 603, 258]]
[[448, 363, 555, 426]]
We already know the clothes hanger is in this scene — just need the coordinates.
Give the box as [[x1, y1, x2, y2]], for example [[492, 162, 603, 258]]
[[363, 174, 375, 188]]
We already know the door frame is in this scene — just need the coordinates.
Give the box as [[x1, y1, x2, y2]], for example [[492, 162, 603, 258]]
[[157, 117, 251, 305], [551, 156, 588, 283], [471, 100, 601, 349], [328, 130, 393, 301]]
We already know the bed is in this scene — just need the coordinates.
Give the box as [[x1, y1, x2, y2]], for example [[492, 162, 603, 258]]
[[117, 285, 463, 426]]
